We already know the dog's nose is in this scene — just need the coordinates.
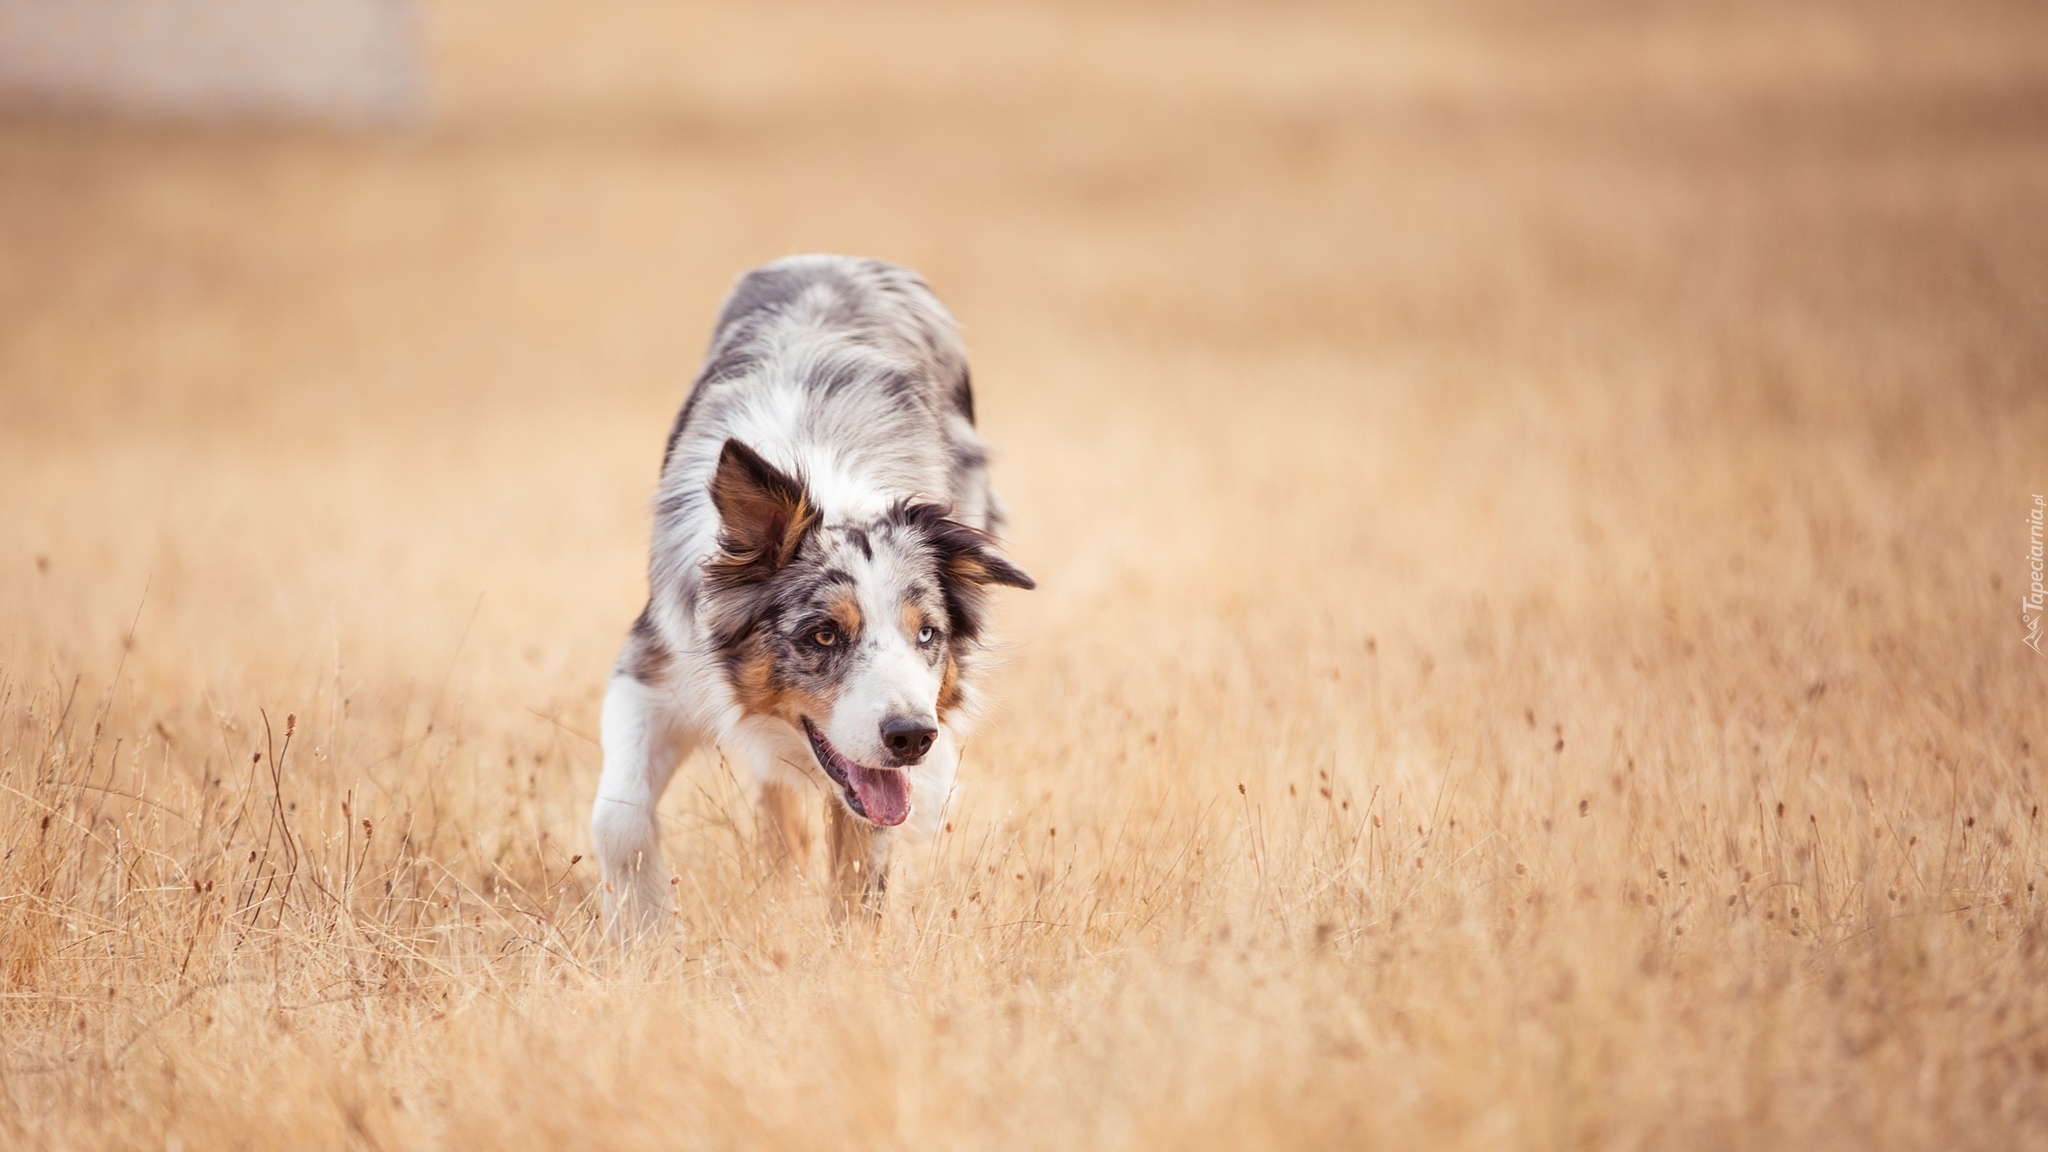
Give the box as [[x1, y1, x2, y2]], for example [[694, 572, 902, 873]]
[[880, 715, 938, 764]]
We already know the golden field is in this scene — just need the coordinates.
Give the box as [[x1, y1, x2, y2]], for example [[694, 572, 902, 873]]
[[3, 1, 2046, 1146]]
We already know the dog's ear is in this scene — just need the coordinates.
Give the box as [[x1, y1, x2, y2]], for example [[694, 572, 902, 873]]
[[707, 439, 816, 581], [902, 504, 1033, 642], [938, 531, 1035, 593]]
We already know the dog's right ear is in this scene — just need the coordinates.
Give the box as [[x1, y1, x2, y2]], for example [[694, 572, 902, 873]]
[[707, 439, 816, 582]]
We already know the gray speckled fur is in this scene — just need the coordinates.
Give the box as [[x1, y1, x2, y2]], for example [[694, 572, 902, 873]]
[[643, 255, 1003, 633], [591, 255, 1025, 935]]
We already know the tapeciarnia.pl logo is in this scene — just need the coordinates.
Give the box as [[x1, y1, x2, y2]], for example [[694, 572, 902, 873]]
[[2027, 494, 2045, 654]]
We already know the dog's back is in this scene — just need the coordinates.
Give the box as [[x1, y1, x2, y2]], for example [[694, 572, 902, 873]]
[[697, 256, 974, 429], [663, 264, 991, 553], [646, 255, 1002, 616]]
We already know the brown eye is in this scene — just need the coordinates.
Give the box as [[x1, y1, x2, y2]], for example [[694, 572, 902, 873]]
[[811, 627, 838, 647]]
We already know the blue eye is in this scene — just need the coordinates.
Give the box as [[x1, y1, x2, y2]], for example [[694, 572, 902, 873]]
[[917, 625, 937, 645]]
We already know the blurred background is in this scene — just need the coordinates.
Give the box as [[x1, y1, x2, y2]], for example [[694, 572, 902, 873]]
[[1, 4, 2046, 1145], [0, 0, 419, 120], [4, 0, 2046, 912], [4, 0, 2041, 695]]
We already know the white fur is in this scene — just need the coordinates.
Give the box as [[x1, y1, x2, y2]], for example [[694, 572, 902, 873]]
[[591, 255, 1016, 937]]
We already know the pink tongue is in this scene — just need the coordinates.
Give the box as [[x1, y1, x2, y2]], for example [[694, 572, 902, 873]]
[[847, 762, 911, 827]]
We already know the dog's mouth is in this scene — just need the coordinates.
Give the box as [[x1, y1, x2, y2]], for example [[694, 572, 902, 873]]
[[801, 718, 911, 827]]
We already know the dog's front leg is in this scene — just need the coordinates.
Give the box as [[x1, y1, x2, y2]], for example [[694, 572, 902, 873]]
[[593, 674, 694, 938], [758, 781, 812, 877], [825, 803, 892, 925]]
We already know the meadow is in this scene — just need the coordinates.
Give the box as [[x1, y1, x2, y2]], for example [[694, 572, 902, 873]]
[[2, 1, 2046, 1147]]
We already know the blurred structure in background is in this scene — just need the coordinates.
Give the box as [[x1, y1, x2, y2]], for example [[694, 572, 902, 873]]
[[0, 0, 419, 121]]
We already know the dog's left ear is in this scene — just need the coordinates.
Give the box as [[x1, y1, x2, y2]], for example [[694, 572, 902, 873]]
[[938, 532, 1035, 592], [906, 505, 1033, 642], [907, 504, 1033, 591]]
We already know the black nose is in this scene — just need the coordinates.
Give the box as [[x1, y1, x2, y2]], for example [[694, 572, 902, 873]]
[[880, 716, 937, 763]]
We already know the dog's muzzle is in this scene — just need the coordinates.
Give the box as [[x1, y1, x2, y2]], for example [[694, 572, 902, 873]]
[[802, 718, 912, 827]]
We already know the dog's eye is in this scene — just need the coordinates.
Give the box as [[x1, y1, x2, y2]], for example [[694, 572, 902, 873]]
[[811, 627, 838, 648], [917, 625, 937, 646]]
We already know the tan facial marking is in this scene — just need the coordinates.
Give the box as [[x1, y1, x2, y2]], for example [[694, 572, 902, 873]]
[[937, 654, 963, 719], [827, 591, 863, 638], [729, 643, 788, 717], [729, 633, 836, 724]]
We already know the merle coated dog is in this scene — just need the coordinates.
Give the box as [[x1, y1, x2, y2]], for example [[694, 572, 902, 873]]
[[593, 255, 1033, 934]]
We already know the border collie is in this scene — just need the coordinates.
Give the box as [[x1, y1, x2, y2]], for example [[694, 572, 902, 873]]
[[592, 255, 1033, 935]]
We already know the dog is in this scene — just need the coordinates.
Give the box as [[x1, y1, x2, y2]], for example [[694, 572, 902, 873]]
[[592, 255, 1033, 935]]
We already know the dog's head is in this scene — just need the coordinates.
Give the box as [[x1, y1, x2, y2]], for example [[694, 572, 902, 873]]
[[701, 439, 1033, 826]]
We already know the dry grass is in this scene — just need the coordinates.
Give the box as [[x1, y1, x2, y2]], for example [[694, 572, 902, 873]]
[[3, 0, 2047, 1147]]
